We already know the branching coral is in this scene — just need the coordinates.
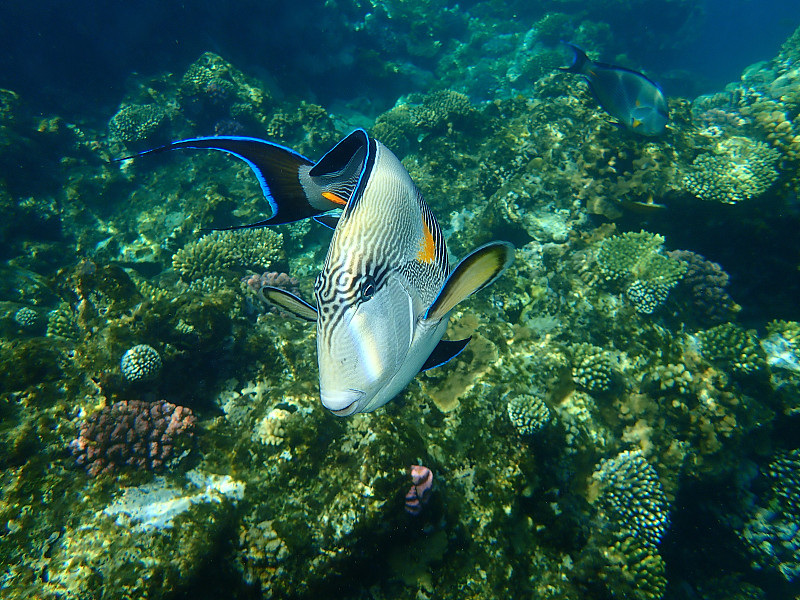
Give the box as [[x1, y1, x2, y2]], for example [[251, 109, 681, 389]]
[[681, 136, 780, 204], [595, 231, 687, 314], [172, 228, 284, 283], [108, 104, 171, 146], [696, 323, 766, 375]]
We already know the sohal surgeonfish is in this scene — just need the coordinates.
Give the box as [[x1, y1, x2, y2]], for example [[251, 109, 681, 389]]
[[560, 43, 668, 136], [125, 130, 514, 416]]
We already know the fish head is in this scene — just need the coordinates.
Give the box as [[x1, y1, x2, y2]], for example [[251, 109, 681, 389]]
[[314, 263, 423, 416], [630, 104, 668, 136]]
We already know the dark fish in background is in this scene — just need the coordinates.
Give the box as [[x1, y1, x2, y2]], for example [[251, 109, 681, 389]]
[[560, 43, 669, 136]]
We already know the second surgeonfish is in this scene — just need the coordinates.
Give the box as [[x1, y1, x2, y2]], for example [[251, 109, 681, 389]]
[[126, 130, 514, 416], [560, 43, 668, 136]]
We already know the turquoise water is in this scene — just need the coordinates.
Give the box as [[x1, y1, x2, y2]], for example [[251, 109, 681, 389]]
[[1, 2, 799, 599]]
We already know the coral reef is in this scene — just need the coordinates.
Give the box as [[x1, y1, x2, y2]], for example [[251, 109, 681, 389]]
[[120, 343, 162, 382], [506, 393, 552, 435], [3, 21, 800, 600], [595, 231, 687, 314], [70, 400, 196, 476], [681, 136, 781, 204], [172, 228, 285, 283]]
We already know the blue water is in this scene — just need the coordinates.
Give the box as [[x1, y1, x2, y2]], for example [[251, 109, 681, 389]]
[[3, 0, 799, 116]]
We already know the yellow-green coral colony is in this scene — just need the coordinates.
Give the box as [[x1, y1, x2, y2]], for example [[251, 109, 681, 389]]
[[595, 231, 687, 314], [681, 137, 781, 204], [172, 228, 284, 282]]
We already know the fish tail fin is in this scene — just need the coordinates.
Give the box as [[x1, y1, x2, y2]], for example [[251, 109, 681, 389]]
[[116, 137, 342, 226], [559, 42, 590, 74]]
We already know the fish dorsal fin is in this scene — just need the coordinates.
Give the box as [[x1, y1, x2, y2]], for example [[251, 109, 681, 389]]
[[116, 136, 330, 226], [309, 129, 373, 214], [419, 337, 471, 372], [424, 241, 515, 322], [258, 286, 318, 322]]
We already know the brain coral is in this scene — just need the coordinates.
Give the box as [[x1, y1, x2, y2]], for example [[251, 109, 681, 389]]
[[681, 136, 780, 204]]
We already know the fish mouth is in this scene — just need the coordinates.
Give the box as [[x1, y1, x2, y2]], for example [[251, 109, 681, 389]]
[[322, 389, 365, 417]]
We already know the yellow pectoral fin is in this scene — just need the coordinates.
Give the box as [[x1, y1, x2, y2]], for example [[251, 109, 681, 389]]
[[322, 191, 348, 206], [425, 242, 514, 321], [633, 118, 642, 128]]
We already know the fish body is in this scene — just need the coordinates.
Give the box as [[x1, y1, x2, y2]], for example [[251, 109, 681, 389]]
[[561, 43, 668, 136], [129, 130, 514, 416]]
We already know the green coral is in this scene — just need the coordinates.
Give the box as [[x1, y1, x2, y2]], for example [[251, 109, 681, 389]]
[[651, 362, 694, 395], [371, 89, 474, 157], [108, 103, 170, 145], [600, 536, 667, 600], [592, 450, 670, 550], [172, 228, 284, 283], [570, 342, 616, 392], [46, 302, 81, 341], [596, 231, 687, 313], [506, 393, 552, 435], [582, 450, 670, 600], [696, 323, 766, 374], [410, 89, 473, 130], [681, 136, 781, 204]]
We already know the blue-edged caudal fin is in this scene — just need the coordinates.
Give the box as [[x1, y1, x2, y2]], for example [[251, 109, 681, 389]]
[[419, 337, 471, 372], [559, 42, 591, 74], [118, 137, 344, 227], [425, 241, 515, 322], [258, 286, 318, 322]]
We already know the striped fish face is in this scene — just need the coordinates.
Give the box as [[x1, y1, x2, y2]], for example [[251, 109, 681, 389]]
[[314, 140, 449, 416]]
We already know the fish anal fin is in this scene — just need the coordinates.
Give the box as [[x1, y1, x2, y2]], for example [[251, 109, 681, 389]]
[[424, 241, 515, 322], [258, 286, 318, 322], [313, 214, 341, 230], [419, 337, 471, 372]]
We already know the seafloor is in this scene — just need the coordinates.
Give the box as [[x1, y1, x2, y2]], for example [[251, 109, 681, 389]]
[[1, 10, 800, 600]]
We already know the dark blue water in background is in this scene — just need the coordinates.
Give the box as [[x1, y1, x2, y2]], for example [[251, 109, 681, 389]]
[[668, 0, 800, 90], [2, 0, 799, 120]]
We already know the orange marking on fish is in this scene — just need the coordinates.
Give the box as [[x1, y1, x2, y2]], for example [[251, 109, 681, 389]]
[[416, 219, 436, 264], [322, 191, 347, 206]]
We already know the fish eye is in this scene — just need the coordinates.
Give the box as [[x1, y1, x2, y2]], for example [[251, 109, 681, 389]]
[[361, 276, 376, 301]]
